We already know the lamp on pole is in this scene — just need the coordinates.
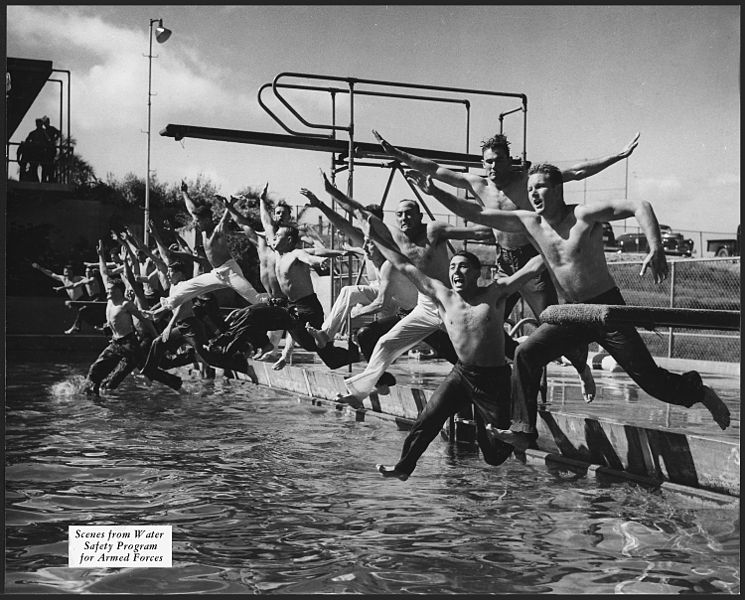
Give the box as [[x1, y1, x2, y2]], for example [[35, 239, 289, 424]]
[[144, 18, 172, 246]]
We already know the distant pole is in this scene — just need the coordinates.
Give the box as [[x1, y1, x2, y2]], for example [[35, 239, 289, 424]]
[[144, 18, 172, 246]]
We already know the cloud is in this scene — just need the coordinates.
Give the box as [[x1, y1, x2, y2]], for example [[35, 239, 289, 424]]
[[7, 6, 258, 135]]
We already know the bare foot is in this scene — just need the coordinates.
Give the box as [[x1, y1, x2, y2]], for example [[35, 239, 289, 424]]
[[485, 424, 533, 451], [376, 464, 409, 481], [700, 385, 731, 430], [336, 393, 364, 410], [305, 323, 329, 349], [252, 343, 274, 360], [272, 357, 287, 371], [577, 364, 596, 403], [64, 325, 80, 335]]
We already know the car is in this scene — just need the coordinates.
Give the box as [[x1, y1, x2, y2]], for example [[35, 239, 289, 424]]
[[661, 232, 694, 256], [616, 232, 648, 254], [616, 229, 694, 257], [601, 221, 617, 250]]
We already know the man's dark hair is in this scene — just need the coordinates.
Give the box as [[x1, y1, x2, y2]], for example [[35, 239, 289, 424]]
[[63, 263, 74, 272], [480, 133, 511, 156], [527, 162, 563, 188], [365, 203, 384, 220], [274, 200, 292, 217], [397, 199, 421, 213], [109, 278, 126, 294], [451, 250, 482, 271], [167, 260, 189, 277]]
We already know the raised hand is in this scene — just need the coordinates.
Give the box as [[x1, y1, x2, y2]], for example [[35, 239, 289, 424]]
[[372, 129, 393, 152], [320, 169, 336, 194], [96, 239, 104, 255], [300, 187, 321, 208], [640, 247, 668, 284], [260, 182, 268, 202], [405, 169, 433, 195], [619, 132, 641, 159]]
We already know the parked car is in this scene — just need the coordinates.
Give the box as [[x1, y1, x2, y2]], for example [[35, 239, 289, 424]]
[[707, 224, 740, 257], [601, 221, 617, 250], [616, 226, 694, 257]]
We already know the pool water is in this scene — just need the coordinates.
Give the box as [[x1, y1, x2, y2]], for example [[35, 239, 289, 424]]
[[5, 361, 740, 594]]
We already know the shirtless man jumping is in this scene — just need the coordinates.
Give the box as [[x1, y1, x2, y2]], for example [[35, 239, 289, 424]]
[[158, 181, 262, 313], [359, 214, 545, 480], [83, 241, 151, 396], [417, 161, 730, 451], [373, 129, 640, 402], [329, 181, 494, 408]]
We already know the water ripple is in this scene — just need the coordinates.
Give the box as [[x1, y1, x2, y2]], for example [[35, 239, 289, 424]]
[[5, 361, 740, 594]]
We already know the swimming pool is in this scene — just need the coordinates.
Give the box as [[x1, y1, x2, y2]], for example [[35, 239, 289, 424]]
[[5, 361, 740, 594]]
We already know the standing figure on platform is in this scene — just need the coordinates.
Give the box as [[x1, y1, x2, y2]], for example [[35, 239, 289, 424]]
[[359, 213, 545, 479], [373, 130, 640, 402], [415, 161, 731, 450]]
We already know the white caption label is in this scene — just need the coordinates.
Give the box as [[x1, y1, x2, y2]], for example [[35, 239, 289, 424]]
[[68, 526, 172, 568]]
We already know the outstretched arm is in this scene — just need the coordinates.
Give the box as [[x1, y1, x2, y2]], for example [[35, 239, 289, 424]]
[[373, 129, 481, 192], [30, 262, 62, 282], [292, 248, 330, 269], [257, 183, 276, 239], [561, 132, 640, 182], [96, 240, 111, 287], [360, 216, 448, 304], [217, 195, 259, 246], [494, 254, 547, 297], [149, 219, 173, 266], [351, 260, 395, 318], [300, 186, 365, 247], [180, 180, 201, 220], [579, 197, 667, 283], [406, 170, 525, 233]]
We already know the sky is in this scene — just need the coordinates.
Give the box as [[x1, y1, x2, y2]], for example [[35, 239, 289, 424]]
[[6, 4, 741, 236]]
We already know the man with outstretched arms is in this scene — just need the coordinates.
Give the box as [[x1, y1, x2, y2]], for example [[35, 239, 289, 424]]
[[217, 187, 293, 362], [83, 240, 150, 396], [326, 178, 494, 408], [300, 180, 404, 348], [158, 181, 262, 312], [415, 161, 731, 450], [373, 129, 640, 401], [359, 214, 545, 480]]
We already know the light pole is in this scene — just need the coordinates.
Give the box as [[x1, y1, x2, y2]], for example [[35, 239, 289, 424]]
[[144, 18, 172, 246]]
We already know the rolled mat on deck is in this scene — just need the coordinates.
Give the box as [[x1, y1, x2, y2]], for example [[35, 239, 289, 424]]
[[539, 304, 741, 331]]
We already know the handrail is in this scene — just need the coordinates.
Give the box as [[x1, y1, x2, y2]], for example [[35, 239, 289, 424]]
[[261, 71, 527, 159], [258, 81, 472, 139]]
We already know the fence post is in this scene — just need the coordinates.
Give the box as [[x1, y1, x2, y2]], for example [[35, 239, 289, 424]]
[[667, 261, 676, 358]]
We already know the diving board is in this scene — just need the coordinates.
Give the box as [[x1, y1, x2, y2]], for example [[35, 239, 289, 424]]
[[159, 124, 487, 168]]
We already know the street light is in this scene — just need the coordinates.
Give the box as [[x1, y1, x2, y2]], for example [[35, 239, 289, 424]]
[[144, 18, 172, 246]]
